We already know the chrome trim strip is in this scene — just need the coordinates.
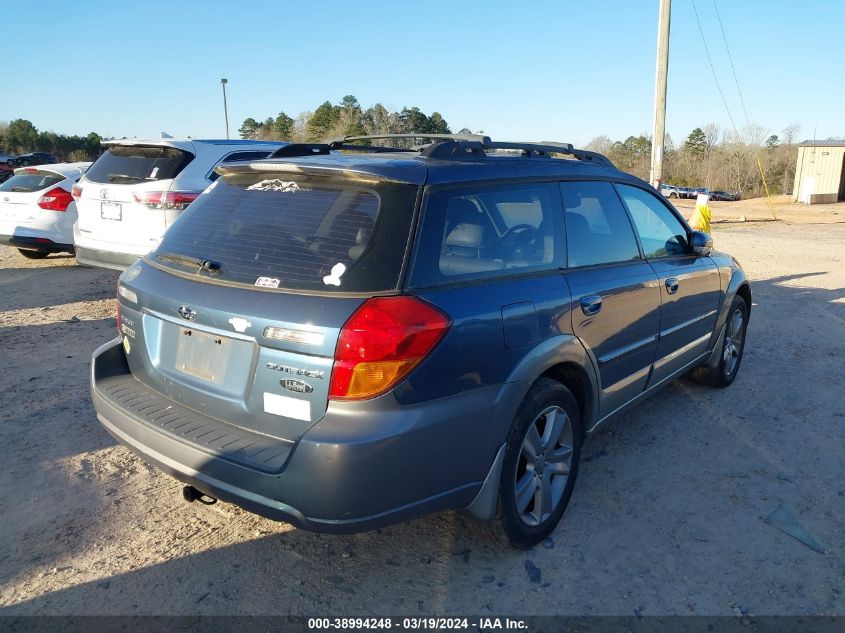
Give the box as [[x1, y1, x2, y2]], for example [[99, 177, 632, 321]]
[[652, 331, 713, 371], [660, 309, 717, 338], [143, 308, 256, 343], [598, 334, 658, 365]]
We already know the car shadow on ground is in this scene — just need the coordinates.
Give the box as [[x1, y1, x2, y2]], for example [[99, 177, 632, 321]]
[[0, 260, 119, 312], [1, 271, 843, 616]]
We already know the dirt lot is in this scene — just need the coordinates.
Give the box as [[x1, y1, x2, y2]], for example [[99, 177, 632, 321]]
[[0, 216, 843, 617]]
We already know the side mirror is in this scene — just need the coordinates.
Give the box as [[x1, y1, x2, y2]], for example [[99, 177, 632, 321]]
[[690, 230, 713, 256]]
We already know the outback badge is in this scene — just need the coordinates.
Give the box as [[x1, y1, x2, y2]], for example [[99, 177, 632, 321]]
[[281, 379, 314, 394]]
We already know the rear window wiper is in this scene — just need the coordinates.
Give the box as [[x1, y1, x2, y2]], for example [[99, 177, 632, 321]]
[[106, 174, 148, 183], [156, 253, 222, 274]]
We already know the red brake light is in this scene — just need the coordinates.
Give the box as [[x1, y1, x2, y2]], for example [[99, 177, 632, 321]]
[[37, 187, 73, 212], [71, 184, 83, 200], [329, 296, 450, 400], [133, 191, 200, 210]]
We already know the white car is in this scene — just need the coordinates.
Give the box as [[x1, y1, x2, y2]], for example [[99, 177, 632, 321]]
[[0, 162, 91, 259], [73, 138, 286, 270]]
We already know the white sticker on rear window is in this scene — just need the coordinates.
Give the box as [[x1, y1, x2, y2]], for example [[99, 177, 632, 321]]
[[255, 277, 280, 288], [149, 166, 159, 179], [264, 392, 311, 421], [246, 179, 300, 193], [322, 263, 346, 287]]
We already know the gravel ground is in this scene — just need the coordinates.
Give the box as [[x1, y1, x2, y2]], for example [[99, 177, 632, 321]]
[[0, 221, 843, 617]]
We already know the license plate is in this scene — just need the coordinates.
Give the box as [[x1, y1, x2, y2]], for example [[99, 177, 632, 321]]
[[100, 201, 122, 220], [175, 328, 231, 383]]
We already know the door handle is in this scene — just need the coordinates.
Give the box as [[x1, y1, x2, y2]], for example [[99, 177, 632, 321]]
[[580, 295, 603, 316], [665, 277, 679, 294]]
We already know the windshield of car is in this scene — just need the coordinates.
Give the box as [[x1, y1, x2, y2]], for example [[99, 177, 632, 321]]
[[152, 173, 419, 293], [0, 171, 65, 192], [84, 145, 193, 184]]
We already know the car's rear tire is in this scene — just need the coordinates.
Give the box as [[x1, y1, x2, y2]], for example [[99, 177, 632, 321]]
[[690, 295, 748, 388], [18, 249, 49, 259], [669, 192, 677, 198], [484, 378, 582, 549]]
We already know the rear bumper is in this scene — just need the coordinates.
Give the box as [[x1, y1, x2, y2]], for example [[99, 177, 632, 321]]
[[0, 233, 74, 253], [91, 338, 521, 533], [75, 245, 142, 271]]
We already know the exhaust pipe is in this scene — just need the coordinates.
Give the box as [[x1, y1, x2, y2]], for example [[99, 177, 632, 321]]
[[182, 485, 217, 505]]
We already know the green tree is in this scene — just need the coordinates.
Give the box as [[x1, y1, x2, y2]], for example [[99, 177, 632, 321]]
[[307, 101, 340, 141], [238, 117, 261, 139], [765, 134, 779, 150], [428, 112, 450, 134], [684, 127, 708, 156], [273, 112, 294, 140], [398, 107, 431, 134], [5, 119, 38, 153]]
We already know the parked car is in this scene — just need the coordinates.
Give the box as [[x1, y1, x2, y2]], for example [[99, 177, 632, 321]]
[[659, 183, 682, 198], [9, 152, 57, 167], [0, 152, 15, 164], [0, 163, 13, 184], [0, 162, 90, 258], [677, 186, 695, 199], [91, 134, 750, 547], [710, 190, 741, 201], [73, 138, 287, 270]]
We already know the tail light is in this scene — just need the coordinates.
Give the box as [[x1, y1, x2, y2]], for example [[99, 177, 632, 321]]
[[37, 187, 74, 212], [329, 296, 450, 400], [71, 184, 83, 200], [133, 191, 200, 210]]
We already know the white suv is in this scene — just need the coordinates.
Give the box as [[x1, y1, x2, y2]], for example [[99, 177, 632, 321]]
[[73, 138, 286, 270]]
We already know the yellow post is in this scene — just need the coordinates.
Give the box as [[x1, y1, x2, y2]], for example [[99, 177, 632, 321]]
[[756, 157, 777, 220]]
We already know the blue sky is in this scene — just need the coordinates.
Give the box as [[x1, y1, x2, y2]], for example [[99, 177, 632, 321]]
[[4, 0, 842, 146]]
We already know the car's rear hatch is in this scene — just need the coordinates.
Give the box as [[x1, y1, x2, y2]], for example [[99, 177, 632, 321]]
[[117, 162, 423, 443], [75, 143, 195, 250], [0, 169, 67, 223]]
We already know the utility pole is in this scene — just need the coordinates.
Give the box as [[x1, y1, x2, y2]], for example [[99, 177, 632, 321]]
[[649, 0, 671, 189], [220, 78, 230, 139]]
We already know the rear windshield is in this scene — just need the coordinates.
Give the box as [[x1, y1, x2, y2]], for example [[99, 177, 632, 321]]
[[85, 145, 193, 184], [152, 173, 419, 293], [0, 171, 65, 192]]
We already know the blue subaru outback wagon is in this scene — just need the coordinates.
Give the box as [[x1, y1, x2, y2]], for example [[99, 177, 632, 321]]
[[91, 134, 750, 547]]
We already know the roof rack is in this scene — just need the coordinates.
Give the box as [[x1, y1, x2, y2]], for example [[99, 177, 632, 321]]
[[254, 133, 613, 167], [326, 133, 614, 166]]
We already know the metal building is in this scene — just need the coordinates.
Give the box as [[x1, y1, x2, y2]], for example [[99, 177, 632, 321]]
[[793, 140, 845, 204]]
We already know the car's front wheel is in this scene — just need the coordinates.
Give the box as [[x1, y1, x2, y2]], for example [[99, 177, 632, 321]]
[[493, 378, 582, 548], [18, 249, 49, 259], [691, 295, 748, 388]]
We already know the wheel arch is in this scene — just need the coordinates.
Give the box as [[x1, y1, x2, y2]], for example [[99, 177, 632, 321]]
[[504, 334, 600, 431]]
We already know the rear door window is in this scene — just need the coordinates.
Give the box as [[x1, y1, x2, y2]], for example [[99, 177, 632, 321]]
[[0, 171, 64, 192], [615, 184, 689, 258], [153, 174, 418, 293], [409, 182, 564, 286], [84, 145, 194, 184], [560, 181, 641, 267]]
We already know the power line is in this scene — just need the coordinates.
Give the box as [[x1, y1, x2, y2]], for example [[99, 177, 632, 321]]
[[690, 0, 740, 137], [712, 0, 752, 129]]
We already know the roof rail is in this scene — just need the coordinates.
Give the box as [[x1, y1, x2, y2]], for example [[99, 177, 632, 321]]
[[328, 133, 493, 146], [326, 134, 614, 167]]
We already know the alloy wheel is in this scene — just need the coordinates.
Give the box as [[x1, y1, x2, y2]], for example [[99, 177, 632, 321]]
[[514, 405, 574, 527], [723, 307, 745, 377]]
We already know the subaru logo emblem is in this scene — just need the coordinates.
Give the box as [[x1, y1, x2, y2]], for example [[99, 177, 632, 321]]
[[177, 305, 197, 321]]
